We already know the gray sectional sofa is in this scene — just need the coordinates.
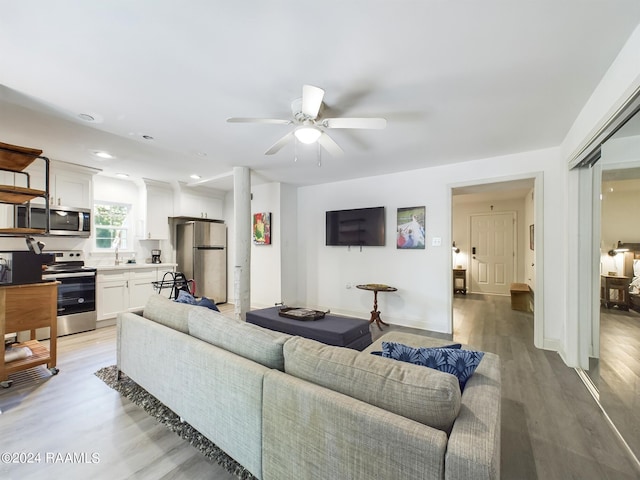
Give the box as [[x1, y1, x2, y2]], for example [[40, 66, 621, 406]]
[[117, 294, 501, 480]]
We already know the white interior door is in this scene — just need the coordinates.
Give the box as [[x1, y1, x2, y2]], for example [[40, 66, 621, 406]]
[[470, 212, 515, 295]]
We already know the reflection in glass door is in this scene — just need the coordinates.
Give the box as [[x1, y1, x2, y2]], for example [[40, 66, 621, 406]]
[[591, 110, 640, 460]]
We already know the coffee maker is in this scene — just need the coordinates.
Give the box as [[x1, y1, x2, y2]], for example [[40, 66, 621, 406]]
[[151, 249, 161, 264]]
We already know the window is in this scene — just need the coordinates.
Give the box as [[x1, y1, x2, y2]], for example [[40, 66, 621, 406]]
[[94, 202, 131, 250]]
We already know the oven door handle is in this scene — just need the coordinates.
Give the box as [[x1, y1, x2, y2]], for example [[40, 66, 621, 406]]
[[43, 272, 96, 280]]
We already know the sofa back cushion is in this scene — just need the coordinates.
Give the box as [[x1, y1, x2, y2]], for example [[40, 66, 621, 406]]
[[188, 307, 291, 370], [283, 337, 461, 432], [143, 294, 198, 333]]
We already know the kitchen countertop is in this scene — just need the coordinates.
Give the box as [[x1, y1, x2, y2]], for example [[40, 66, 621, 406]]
[[91, 263, 177, 271]]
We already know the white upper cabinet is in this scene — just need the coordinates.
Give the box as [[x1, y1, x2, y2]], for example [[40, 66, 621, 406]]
[[144, 181, 173, 240], [175, 186, 224, 220], [25, 160, 98, 209], [52, 170, 92, 208]]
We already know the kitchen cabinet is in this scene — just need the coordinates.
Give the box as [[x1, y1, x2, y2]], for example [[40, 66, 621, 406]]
[[96, 266, 176, 321], [52, 170, 92, 208], [24, 160, 97, 209], [175, 189, 223, 220], [96, 269, 129, 321], [144, 182, 173, 239]]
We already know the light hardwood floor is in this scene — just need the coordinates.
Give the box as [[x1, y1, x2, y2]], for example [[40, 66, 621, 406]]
[[0, 306, 238, 480], [593, 306, 640, 462], [1, 298, 638, 479], [452, 294, 639, 479]]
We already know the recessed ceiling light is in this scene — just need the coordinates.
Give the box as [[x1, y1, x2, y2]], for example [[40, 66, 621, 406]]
[[92, 150, 114, 159], [190, 174, 201, 180], [128, 132, 156, 141], [116, 173, 129, 178], [78, 112, 103, 123]]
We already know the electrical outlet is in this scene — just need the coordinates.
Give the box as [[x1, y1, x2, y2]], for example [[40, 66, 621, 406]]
[[346, 283, 352, 289], [432, 237, 442, 246]]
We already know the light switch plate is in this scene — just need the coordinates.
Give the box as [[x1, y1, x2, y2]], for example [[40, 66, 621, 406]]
[[432, 237, 442, 246]]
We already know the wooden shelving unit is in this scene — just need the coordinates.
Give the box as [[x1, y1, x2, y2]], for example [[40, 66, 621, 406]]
[[0, 141, 50, 235], [0, 281, 59, 388]]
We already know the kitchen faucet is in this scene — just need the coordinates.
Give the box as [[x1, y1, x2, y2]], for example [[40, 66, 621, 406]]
[[113, 235, 121, 265]]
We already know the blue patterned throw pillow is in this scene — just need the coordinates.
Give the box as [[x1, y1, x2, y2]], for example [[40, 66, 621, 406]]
[[370, 343, 461, 357], [381, 341, 484, 391]]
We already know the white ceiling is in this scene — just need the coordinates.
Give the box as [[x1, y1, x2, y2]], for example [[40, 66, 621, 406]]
[[1, 2, 639, 191]]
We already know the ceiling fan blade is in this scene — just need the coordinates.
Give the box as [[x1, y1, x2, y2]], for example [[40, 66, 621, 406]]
[[301, 85, 325, 119], [265, 131, 294, 155], [317, 132, 344, 156], [227, 117, 292, 125], [322, 117, 387, 129]]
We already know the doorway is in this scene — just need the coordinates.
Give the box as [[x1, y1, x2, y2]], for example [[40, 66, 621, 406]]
[[451, 176, 541, 346]]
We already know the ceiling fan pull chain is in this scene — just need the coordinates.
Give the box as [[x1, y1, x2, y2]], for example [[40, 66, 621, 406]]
[[294, 137, 298, 162], [317, 142, 322, 167]]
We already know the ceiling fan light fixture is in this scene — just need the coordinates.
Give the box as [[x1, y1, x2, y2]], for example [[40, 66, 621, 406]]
[[294, 126, 321, 144]]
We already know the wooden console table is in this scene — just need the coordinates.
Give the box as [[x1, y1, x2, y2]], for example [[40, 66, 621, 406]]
[[356, 284, 397, 330], [0, 281, 59, 388], [453, 268, 467, 294], [600, 274, 630, 310]]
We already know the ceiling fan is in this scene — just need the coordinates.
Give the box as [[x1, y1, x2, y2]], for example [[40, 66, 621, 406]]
[[227, 85, 386, 156]]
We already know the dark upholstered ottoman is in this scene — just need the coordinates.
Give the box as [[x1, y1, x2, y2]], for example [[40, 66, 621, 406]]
[[246, 307, 372, 350]]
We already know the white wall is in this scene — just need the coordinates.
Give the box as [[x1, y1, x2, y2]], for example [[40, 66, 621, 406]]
[[250, 182, 282, 307], [279, 183, 298, 305], [296, 147, 565, 343]]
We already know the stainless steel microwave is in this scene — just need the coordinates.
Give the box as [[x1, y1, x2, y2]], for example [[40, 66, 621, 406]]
[[16, 205, 91, 237]]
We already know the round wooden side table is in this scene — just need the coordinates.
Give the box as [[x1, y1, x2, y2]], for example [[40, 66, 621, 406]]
[[356, 284, 397, 330]]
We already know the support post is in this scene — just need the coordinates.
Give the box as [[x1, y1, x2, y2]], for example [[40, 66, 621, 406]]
[[233, 167, 251, 320]]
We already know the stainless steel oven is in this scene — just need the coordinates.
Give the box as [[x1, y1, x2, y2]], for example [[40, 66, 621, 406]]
[[21, 251, 97, 340]]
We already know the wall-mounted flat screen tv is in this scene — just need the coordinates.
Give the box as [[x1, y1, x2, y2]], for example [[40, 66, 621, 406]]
[[325, 206, 385, 246]]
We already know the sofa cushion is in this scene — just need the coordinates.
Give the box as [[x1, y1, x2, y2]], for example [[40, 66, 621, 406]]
[[143, 294, 199, 333], [382, 341, 484, 391], [283, 336, 461, 432], [188, 307, 291, 370]]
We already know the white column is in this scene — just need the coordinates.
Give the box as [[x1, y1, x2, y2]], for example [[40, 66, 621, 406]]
[[233, 167, 251, 320]]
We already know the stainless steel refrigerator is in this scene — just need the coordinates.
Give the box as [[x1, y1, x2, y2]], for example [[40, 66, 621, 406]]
[[176, 221, 227, 303]]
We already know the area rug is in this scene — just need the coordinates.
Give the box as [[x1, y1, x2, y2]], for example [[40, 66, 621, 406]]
[[95, 365, 257, 480]]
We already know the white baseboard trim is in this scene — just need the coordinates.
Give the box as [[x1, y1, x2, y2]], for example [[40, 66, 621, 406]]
[[542, 337, 563, 353], [97, 318, 116, 329]]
